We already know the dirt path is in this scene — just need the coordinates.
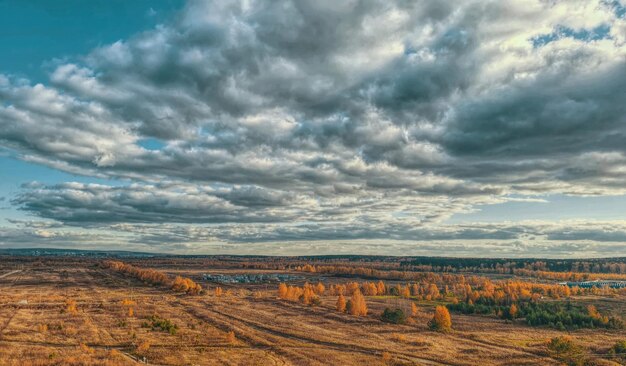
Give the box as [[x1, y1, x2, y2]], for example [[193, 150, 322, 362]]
[[0, 270, 21, 279]]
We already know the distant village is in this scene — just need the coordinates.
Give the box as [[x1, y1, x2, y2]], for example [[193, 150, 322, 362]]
[[203, 273, 305, 284], [559, 280, 626, 289]]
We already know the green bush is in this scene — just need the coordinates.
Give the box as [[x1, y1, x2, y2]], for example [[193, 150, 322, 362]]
[[142, 315, 178, 335], [381, 308, 406, 324], [547, 336, 586, 366]]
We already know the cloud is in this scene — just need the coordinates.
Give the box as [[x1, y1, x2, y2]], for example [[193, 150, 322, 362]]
[[1, 0, 626, 253]]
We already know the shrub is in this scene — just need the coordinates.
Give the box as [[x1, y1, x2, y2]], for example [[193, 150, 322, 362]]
[[142, 315, 178, 335], [547, 336, 586, 366], [381, 308, 406, 324], [609, 340, 626, 361]]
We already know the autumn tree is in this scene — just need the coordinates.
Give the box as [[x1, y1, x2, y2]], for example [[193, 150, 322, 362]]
[[509, 304, 518, 319], [428, 306, 452, 332], [315, 282, 326, 295], [336, 294, 346, 312], [376, 280, 386, 295], [349, 289, 368, 316], [215, 287, 224, 297], [411, 303, 419, 317], [301, 284, 317, 306], [401, 285, 411, 298], [278, 283, 288, 299]]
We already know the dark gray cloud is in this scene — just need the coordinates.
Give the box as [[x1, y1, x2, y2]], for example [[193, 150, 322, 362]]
[[1, 0, 626, 252]]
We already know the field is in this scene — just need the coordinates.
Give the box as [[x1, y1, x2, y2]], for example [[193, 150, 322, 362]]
[[0, 255, 624, 366]]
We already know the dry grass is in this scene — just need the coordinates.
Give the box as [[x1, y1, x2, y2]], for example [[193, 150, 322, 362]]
[[0, 257, 623, 366]]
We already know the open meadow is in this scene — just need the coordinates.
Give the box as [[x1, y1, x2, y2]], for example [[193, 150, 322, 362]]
[[0, 255, 624, 366]]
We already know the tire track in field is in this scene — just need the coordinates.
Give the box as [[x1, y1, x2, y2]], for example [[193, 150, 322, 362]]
[[0, 269, 27, 339], [178, 298, 450, 366], [446, 332, 559, 365]]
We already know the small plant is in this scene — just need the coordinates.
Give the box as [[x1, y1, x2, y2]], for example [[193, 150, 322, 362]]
[[108, 349, 122, 359], [546, 336, 586, 366], [79, 343, 95, 355], [381, 351, 392, 362], [226, 330, 236, 344], [609, 340, 626, 362], [390, 333, 407, 342], [136, 341, 151, 356], [142, 315, 178, 335], [65, 299, 78, 315]]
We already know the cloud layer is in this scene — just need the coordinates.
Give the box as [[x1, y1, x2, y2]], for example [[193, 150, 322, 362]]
[[2, 0, 626, 255]]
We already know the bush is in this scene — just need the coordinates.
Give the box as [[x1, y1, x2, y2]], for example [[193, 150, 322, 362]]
[[609, 340, 626, 361], [142, 315, 178, 335], [381, 308, 406, 324], [547, 336, 586, 366]]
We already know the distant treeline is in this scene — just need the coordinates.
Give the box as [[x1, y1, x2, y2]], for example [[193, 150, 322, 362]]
[[102, 260, 202, 295]]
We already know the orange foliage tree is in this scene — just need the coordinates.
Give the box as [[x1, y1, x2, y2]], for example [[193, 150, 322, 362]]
[[336, 294, 346, 312], [349, 289, 368, 316], [428, 306, 452, 332]]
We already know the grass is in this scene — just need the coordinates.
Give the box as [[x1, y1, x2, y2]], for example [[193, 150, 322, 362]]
[[0, 257, 624, 366]]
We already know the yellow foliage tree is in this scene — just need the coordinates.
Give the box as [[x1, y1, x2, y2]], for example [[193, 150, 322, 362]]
[[315, 282, 326, 295], [278, 283, 288, 299], [349, 289, 368, 316], [336, 294, 346, 312], [215, 287, 223, 297], [428, 305, 452, 332]]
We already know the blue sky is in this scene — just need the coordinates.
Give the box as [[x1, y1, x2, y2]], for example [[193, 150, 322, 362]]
[[1, 0, 626, 257], [0, 0, 183, 226], [0, 0, 183, 82]]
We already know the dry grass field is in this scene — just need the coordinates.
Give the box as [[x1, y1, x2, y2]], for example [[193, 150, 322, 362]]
[[0, 256, 624, 366]]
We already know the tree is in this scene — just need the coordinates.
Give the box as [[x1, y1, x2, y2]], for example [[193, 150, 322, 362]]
[[336, 294, 346, 312], [401, 286, 411, 298], [376, 280, 386, 295], [509, 304, 518, 319], [315, 282, 326, 295], [301, 285, 317, 305], [215, 287, 224, 297], [349, 289, 367, 316], [428, 306, 452, 332], [411, 303, 418, 317], [381, 308, 406, 324], [278, 283, 288, 299]]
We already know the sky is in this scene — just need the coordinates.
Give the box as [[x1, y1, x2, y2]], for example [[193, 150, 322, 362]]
[[1, 0, 626, 257]]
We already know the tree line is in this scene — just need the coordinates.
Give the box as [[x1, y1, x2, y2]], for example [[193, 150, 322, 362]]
[[102, 260, 202, 295]]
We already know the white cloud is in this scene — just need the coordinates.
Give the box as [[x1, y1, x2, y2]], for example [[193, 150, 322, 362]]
[[1, 0, 626, 254]]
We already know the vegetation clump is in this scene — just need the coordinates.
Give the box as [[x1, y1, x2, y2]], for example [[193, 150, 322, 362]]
[[142, 315, 178, 335], [546, 336, 586, 366], [609, 340, 626, 362], [449, 301, 624, 330], [381, 308, 406, 324]]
